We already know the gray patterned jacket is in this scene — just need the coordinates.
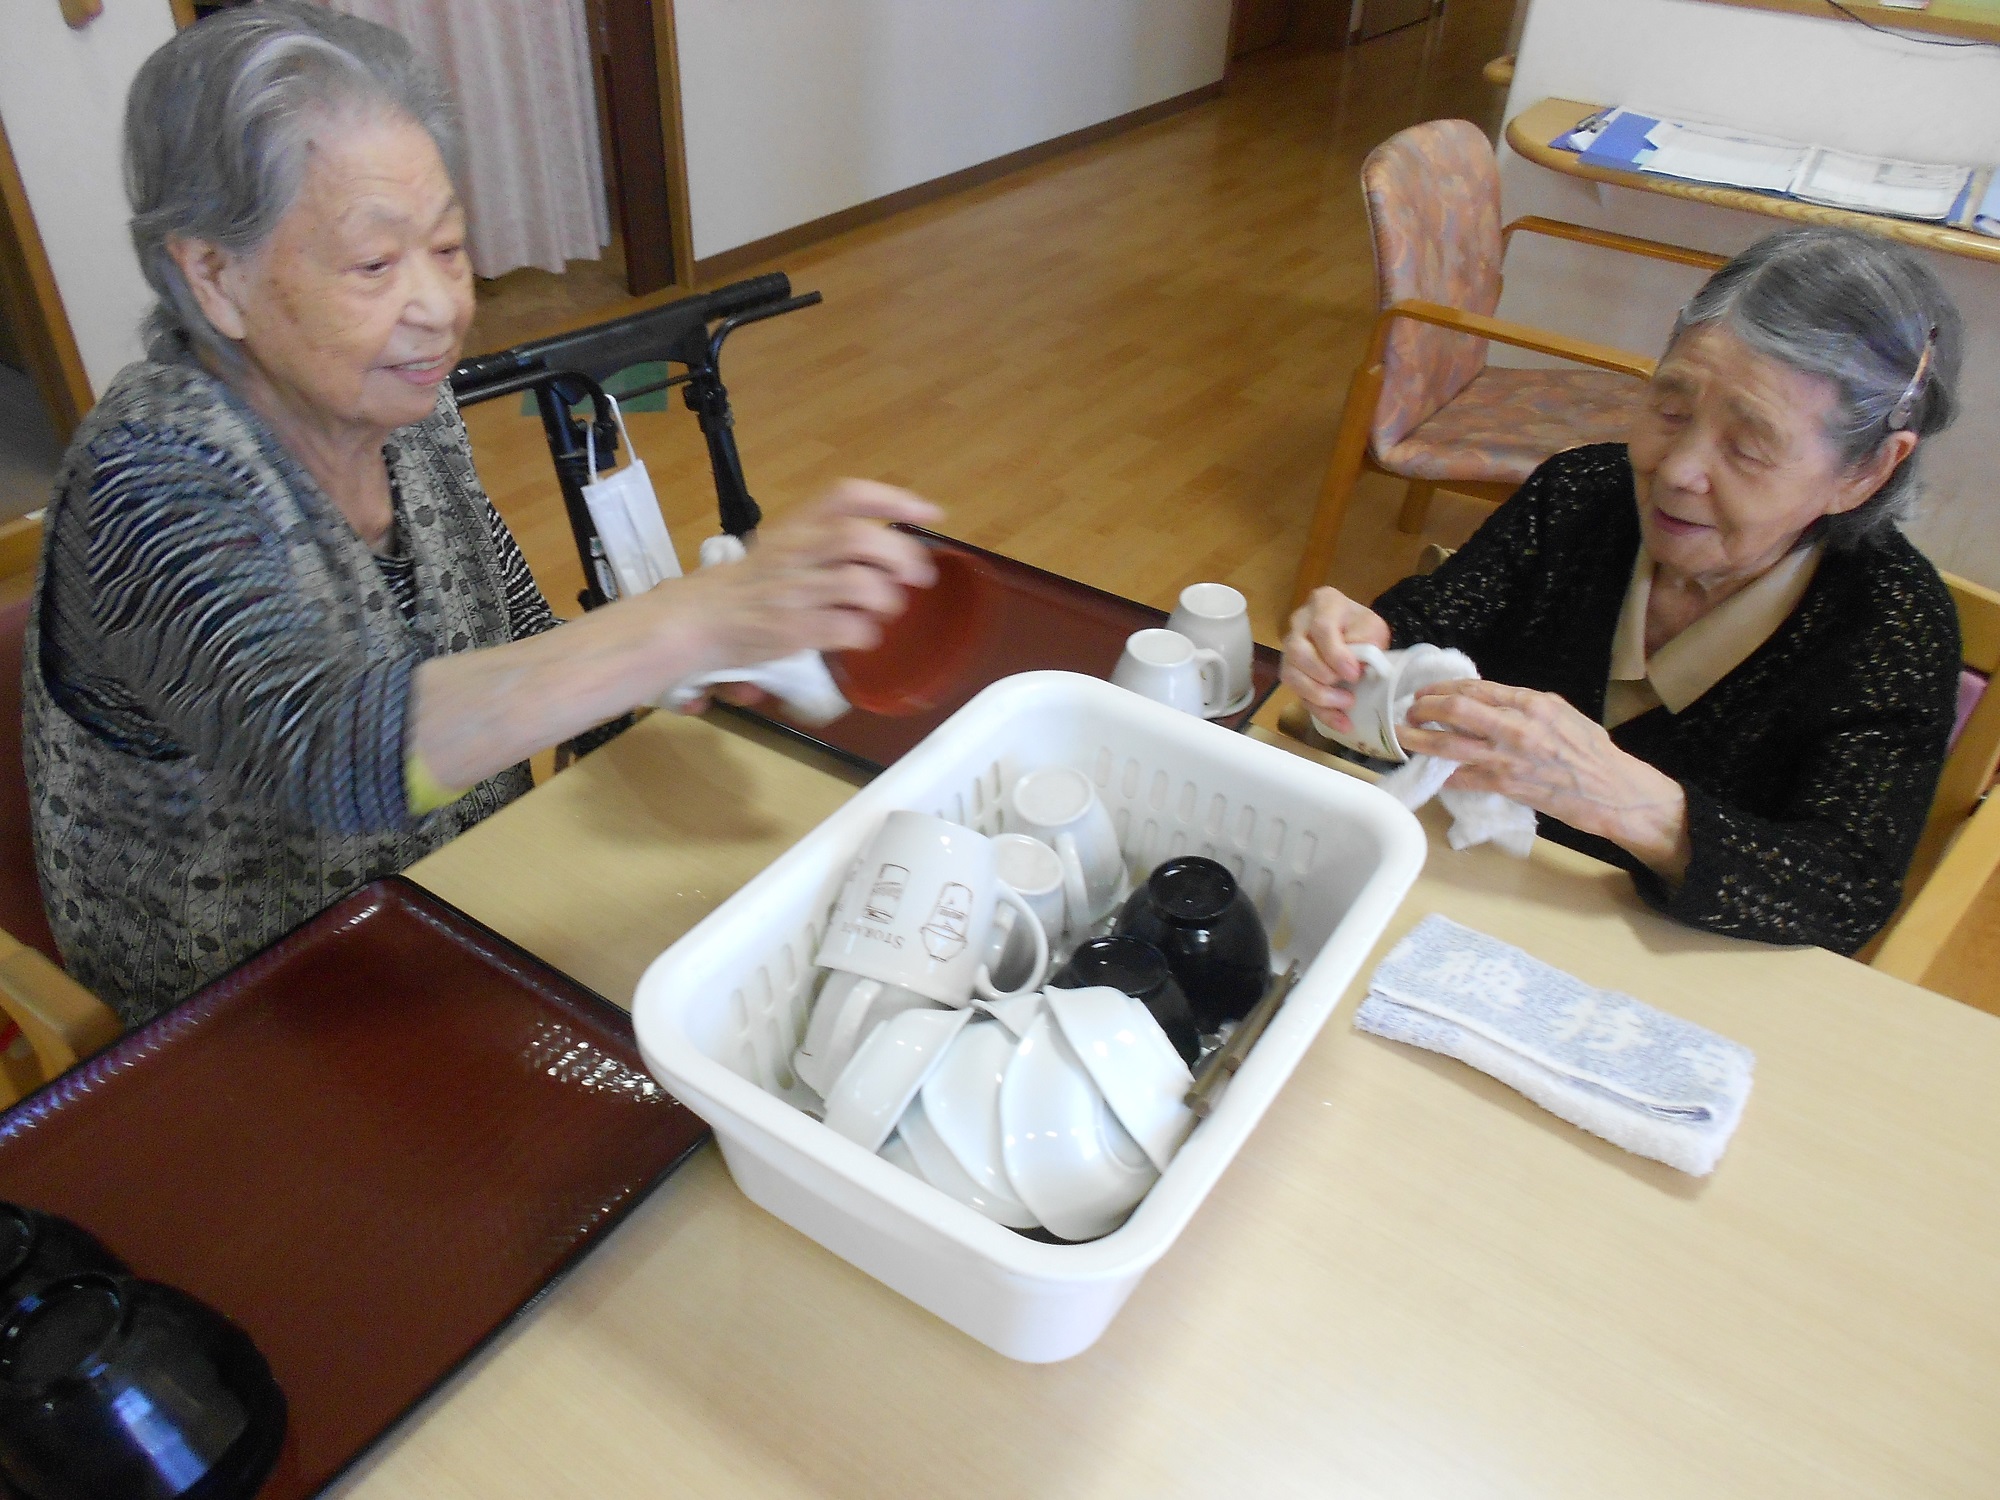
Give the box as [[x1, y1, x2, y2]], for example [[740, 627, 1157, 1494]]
[[27, 359, 541, 1025]]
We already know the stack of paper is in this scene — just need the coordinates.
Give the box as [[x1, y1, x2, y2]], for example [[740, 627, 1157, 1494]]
[[1554, 107, 1981, 225], [1793, 148, 1971, 221]]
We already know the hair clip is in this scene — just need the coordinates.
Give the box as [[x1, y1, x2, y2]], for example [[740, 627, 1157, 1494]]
[[1889, 323, 1938, 431]]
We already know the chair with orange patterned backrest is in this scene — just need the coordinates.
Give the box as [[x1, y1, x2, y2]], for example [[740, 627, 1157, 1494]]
[[1869, 573, 2000, 1007], [0, 592, 122, 1105], [1288, 118, 1729, 613]]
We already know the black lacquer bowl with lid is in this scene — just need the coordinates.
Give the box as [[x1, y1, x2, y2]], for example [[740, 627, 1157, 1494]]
[[1113, 857, 1271, 1034], [1050, 935, 1202, 1067], [0, 1204, 285, 1500]]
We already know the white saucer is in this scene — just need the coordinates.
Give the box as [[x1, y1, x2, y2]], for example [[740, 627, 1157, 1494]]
[[999, 1012, 1157, 1242], [1205, 681, 1257, 720], [900, 1092, 1042, 1230], [922, 1018, 1041, 1225]]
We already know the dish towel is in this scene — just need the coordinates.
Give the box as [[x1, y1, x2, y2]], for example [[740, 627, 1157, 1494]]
[[1355, 915, 1754, 1176], [1367, 645, 1539, 858], [657, 534, 850, 724]]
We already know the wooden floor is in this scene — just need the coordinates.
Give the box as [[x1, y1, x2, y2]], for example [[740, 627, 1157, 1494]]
[[448, 11, 1995, 1014]]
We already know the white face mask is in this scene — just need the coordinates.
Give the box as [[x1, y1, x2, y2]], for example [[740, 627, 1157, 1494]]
[[580, 392, 682, 599]]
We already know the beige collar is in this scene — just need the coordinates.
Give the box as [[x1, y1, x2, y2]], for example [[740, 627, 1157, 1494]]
[[1606, 541, 1821, 725]]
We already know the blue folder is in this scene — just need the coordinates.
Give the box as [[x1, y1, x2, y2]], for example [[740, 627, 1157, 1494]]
[[1574, 112, 1660, 171]]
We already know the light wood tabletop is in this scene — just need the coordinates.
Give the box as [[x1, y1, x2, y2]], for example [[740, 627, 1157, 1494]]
[[365, 705, 2000, 1499], [1507, 98, 2000, 271]]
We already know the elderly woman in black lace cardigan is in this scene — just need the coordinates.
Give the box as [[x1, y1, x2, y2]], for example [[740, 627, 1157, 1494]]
[[1283, 228, 1965, 955]]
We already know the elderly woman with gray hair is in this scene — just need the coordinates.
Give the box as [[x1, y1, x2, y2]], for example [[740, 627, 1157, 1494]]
[[1283, 226, 1964, 955], [29, 2, 938, 1023]]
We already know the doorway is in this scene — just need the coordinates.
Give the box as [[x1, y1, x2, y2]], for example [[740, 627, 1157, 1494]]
[[173, 0, 694, 356], [0, 116, 86, 527]]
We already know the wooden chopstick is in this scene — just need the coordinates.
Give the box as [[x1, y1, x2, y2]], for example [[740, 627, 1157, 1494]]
[[1184, 961, 1303, 1118]]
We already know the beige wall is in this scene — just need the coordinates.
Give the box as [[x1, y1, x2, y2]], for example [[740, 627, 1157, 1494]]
[[1496, 0, 2000, 585], [672, 0, 1234, 261], [0, 3, 178, 398]]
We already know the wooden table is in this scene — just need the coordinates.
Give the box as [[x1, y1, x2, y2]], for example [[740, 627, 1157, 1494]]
[[1508, 98, 2000, 270], [347, 706, 2000, 1497]]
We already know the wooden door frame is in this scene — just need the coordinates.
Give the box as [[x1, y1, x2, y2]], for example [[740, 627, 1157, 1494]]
[[649, 0, 695, 290], [172, 0, 693, 291], [0, 112, 92, 444]]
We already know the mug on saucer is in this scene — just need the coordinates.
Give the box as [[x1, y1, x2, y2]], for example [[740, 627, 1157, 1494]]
[[1111, 629, 1228, 718], [1167, 583, 1255, 717]]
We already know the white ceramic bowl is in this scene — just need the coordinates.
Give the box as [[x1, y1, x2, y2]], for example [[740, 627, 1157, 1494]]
[[973, 989, 1043, 1040], [920, 1019, 1041, 1229], [1045, 985, 1195, 1173], [879, 1129, 924, 1178], [823, 1006, 973, 1152], [899, 1093, 1041, 1230], [999, 1012, 1157, 1242]]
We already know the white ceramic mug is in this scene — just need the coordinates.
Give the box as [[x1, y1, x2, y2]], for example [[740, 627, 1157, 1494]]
[[816, 811, 1050, 1006], [1006, 766, 1127, 934], [1167, 582, 1254, 715], [1309, 643, 1473, 763], [991, 833, 1070, 974], [1111, 629, 1227, 717], [793, 971, 940, 1098]]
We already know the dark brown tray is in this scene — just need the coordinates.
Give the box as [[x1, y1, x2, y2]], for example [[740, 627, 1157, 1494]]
[[733, 527, 1282, 772], [0, 877, 708, 1499]]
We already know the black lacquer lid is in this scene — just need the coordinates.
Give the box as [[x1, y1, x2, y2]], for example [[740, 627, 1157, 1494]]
[[1146, 857, 1240, 924]]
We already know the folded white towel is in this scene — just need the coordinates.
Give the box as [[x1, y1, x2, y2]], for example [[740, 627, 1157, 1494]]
[[657, 534, 851, 725], [1365, 645, 1539, 858], [1354, 915, 1754, 1176]]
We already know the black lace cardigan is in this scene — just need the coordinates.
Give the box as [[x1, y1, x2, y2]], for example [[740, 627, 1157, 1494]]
[[1372, 444, 1959, 956]]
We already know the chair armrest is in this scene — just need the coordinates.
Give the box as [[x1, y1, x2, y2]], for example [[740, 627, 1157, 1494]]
[[1872, 790, 2000, 991], [0, 513, 43, 584], [1502, 216, 1729, 272], [0, 935, 120, 1079], [1381, 300, 1656, 380]]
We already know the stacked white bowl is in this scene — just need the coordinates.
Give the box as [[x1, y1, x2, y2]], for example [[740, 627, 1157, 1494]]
[[818, 984, 1195, 1242]]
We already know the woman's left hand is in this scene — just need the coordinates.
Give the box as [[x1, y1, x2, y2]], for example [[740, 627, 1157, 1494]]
[[1396, 680, 1692, 882]]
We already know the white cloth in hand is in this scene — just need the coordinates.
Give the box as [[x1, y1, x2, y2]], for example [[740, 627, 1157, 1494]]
[[1366, 645, 1538, 858], [1354, 915, 1755, 1176], [657, 534, 851, 725]]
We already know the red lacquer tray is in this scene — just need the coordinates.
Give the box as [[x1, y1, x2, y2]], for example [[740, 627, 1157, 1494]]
[[0, 877, 708, 1499], [732, 528, 1282, 772]]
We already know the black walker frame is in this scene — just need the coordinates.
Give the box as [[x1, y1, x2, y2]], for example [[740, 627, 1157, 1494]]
[[447, 273, 820, 611]]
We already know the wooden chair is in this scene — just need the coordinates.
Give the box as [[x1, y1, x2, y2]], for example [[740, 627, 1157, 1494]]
[[0, 590, 122, 1105], [1871, 574, 2000, 994], [0, 928, 121, 1106], [1287, 118, 1727, 612]]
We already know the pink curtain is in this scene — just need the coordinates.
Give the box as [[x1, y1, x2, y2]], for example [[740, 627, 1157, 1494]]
[[326, 0, 611, 278]]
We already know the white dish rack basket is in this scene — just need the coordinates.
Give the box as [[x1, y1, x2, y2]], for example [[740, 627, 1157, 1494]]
[[633, 671, 1425, 1361]]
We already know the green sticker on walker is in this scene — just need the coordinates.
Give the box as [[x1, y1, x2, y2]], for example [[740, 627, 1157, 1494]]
[[517, 361, 671, 416]]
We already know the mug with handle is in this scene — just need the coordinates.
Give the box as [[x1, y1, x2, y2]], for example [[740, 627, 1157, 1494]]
[[1309, 643, 1475, 764], [816, 811, 1050, 1006], [1111, 628, 1228, 717], [1005, 766, 1129, 936], [992, 832, 1071, 960], [793, 971, 941, 1098], [1167, 582, 1255, 716]]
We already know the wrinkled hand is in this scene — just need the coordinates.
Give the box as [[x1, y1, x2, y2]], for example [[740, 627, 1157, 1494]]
[[1397, 680, 1691, 880], [1279, 587, 1392, 735], [662, 479, 942, 672]]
